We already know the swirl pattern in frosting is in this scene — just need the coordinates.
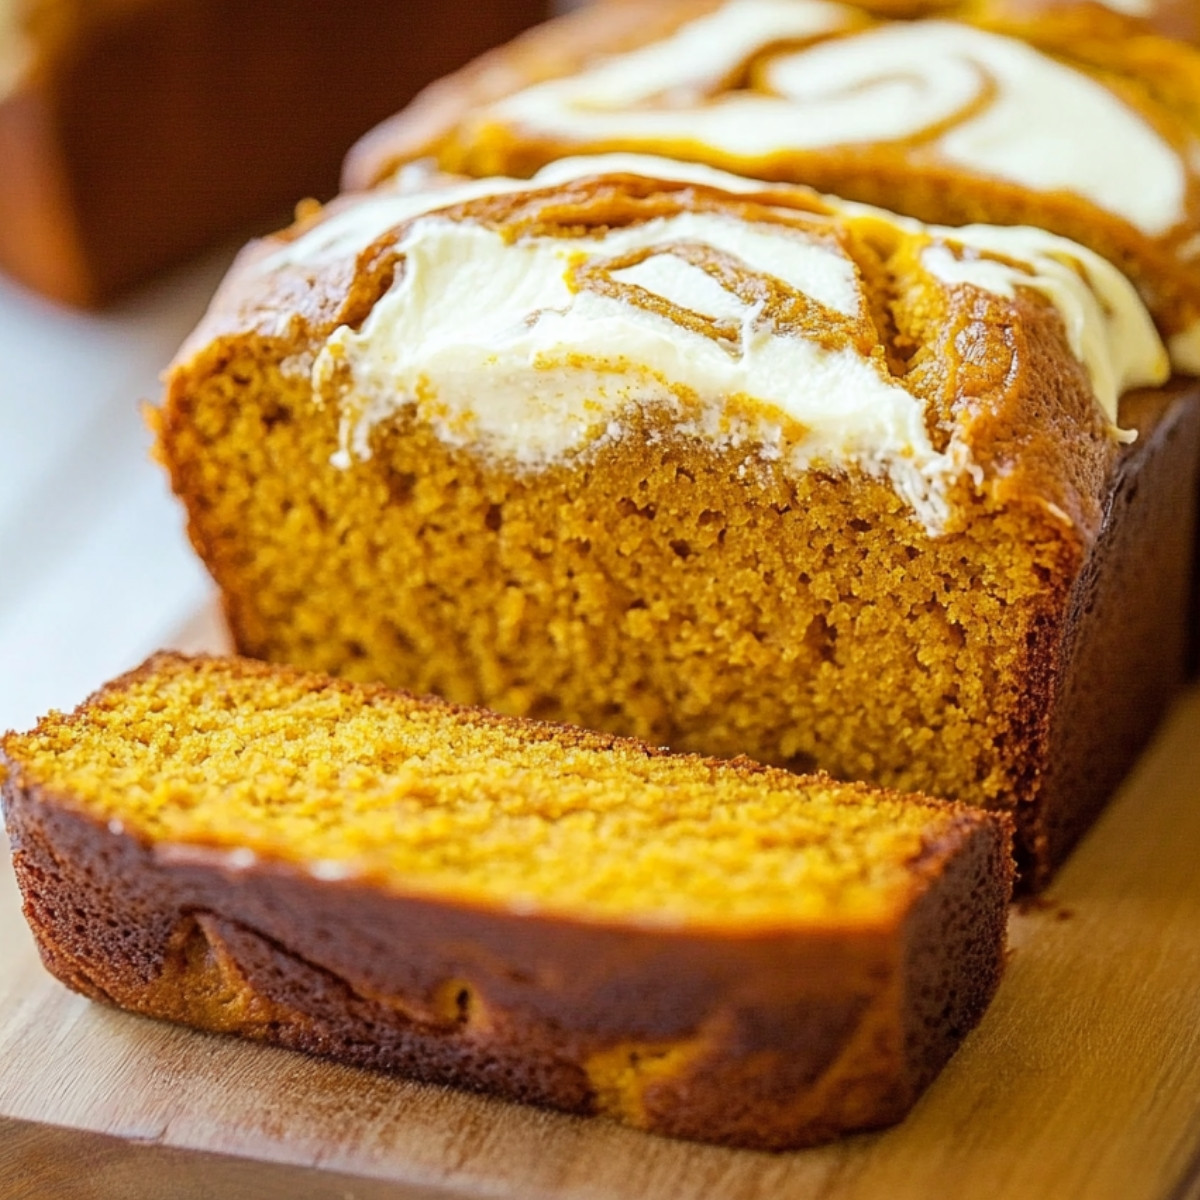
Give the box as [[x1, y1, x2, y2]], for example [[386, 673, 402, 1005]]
[[489, 7, 1188, 239], [267, 157, 1168, 533], [337, 0, 1200, 363]]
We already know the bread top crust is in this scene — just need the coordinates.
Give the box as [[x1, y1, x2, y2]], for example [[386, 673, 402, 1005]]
[[341, 0, 1200, 366], [165, 157, 1156, 541], [0, 651, 1013, 933]]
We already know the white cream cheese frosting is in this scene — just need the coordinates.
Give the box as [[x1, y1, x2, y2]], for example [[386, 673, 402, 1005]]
[[317, 210, 977, 532], [485, 2, 1188, 238], [277, 156, 1167, 534], [541, 156, 1169, 422], [519, 0, 855, 108], [258, 174, 537, 275]]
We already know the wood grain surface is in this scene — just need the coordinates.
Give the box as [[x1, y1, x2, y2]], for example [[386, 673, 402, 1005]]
[[4, 646, 1200, 1198]]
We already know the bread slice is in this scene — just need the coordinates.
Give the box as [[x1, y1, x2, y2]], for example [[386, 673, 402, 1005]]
[[1, 652, 1013, 1150]]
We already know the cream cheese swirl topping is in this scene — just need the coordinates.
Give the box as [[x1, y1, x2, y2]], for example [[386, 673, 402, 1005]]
[[283, 157, 1166, 534], [486, 2, 1188, 238]]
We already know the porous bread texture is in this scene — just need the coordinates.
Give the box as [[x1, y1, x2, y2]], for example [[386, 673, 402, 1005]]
[[1, 652, 1013, 1150], [157, 171, 1134, 883], [341, 0, 1200, 355], [2, 652, 1000, 923]]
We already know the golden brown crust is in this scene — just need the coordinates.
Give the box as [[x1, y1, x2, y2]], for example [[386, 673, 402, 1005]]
[[0, 0, 548, 305], [341, 0, 1200, 343], [1, 652, 1013, 1150]]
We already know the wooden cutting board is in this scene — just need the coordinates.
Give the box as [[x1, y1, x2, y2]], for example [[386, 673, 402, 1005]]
[[4, 625, 1200, 1199]]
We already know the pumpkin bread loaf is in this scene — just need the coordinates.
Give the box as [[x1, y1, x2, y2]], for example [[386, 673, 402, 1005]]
[[155, 158, 1200, 885], [344, 0, 1200, 371], [1, 652, 1013, 1150]]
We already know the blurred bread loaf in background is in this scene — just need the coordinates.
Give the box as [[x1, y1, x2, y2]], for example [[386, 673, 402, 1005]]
[[0, 0, 547, 306]]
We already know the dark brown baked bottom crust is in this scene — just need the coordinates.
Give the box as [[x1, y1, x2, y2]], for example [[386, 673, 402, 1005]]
[[0, 0, 547, 305], [2, 777, 1010, 1151]]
